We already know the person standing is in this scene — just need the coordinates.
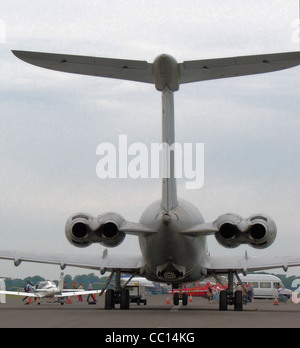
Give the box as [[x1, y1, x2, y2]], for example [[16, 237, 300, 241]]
[[87, 281, 97, 304], [207, 284, 213, 304], [23, 281, 33, 303], [247, 283, 254, 304], [78, 283, 84, 303]]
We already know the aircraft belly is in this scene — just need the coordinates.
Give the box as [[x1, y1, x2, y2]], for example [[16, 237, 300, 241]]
[[139, 233, 207, 284], [138, 199, 207, 284]]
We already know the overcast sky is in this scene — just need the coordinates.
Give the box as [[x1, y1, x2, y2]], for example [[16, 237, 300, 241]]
[[0, 0, 300, 280]]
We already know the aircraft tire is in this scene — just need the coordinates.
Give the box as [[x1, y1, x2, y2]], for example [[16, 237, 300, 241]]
[[219, 290, 228, 311], [173, 292, 179, 306], [234, 290, 243, 311], [105, 289, 115, 310], [120, 288, 130, 310], [182, 293, 188, 306]]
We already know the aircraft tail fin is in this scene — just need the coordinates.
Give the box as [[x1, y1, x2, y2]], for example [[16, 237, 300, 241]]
[[161, 88, 178, 213]]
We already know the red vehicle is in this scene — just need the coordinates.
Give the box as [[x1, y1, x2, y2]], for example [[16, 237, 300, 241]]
[[184, 282, 210, 297], [171, 282, 226, 298]]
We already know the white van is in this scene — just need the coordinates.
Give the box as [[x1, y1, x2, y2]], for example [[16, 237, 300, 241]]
[[0, 279, 6, 304], [238, 274, 291, 299]]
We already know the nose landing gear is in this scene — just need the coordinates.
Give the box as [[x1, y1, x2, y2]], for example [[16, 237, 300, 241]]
[[173, 291, 188, 306], [172, 283, 189, 307]]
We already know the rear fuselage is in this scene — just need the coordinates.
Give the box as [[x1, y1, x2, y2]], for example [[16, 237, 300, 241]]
[[138, 199, 208, 286]]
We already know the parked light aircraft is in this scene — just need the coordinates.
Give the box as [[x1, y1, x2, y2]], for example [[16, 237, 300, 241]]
[[0, 273, 102, 305], [1, 49, 300, 311]]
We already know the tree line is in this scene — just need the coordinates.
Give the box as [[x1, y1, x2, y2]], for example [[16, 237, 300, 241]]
[[3, 273, 112, 291], [2, 272, 300, 291]]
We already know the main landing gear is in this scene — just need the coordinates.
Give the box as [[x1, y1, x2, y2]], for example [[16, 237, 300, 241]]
[[218, 271, 244, 311], [105, 287, 130, 310], [103, 270, 135, 310]]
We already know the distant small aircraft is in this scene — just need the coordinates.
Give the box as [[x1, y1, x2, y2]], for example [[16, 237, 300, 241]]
[[0, 273, 102, 305]]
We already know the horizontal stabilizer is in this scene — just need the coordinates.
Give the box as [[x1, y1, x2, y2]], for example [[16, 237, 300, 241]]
[[12, 50, 154, 84], [12, 50, 300, 86], [180, 51, 300, 84]]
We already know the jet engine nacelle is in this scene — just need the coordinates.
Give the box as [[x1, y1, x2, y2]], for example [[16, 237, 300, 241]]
[[214, 213, 277, 250], [65, 212, 126, 248]]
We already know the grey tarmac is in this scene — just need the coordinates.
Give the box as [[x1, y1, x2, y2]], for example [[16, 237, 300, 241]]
[[0, 295, 299, 328]]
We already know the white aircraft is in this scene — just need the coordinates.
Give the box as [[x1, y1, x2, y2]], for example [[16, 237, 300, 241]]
[[0, 273, 102, 305], [121, 275, 169, 294], [121, 275, 156, 288], [1, 49, 300, 311]]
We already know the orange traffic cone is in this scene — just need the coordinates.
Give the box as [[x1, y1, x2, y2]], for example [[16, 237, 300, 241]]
[[189, 294, 193, 303], [274, 296, 279, 305], [67, 299, 72, 304], [166, 295, 170, 304]]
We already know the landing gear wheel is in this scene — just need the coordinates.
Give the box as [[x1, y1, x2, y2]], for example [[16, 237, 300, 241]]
[[234, 290, 243, 311], [105, 289, 115, 310], [182, 293, 188, 306], [120, 288, 130, 310], [173, 292, 179, 306], [219, 290, 228, 311]]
